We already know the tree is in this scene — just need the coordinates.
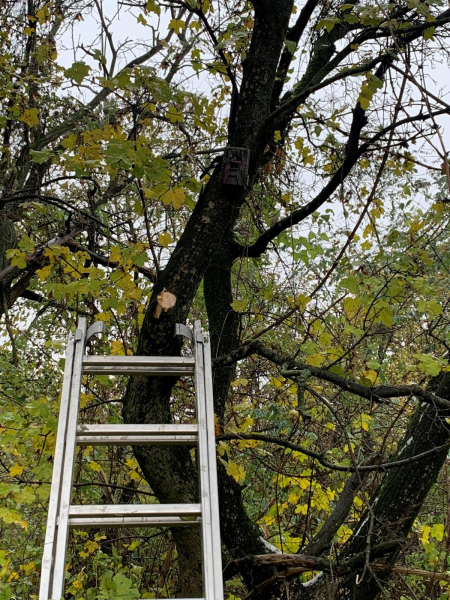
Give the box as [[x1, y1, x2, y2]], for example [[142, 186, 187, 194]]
[[1, 0, 450, 598]]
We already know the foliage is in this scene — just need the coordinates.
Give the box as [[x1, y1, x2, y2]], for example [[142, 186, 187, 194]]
[[1, 0, 450, 599]]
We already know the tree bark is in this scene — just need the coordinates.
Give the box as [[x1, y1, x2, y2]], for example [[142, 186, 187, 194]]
[[324, 375, 450, 599], [122, 3, 295, 595]]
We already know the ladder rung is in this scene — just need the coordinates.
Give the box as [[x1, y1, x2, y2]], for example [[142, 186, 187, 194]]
[[69, 516, 201, 528], [76, 424, 198, 446], [68, 504, 201, 529], [69, 504, 201, 518], [82, 356, 195, 376]]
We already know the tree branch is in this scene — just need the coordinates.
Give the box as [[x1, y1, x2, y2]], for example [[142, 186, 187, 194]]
[[213, 340, 450, 410], [219, 432, 450, 472], [224, 541, 400, 580], [234, 107, 448, 259]]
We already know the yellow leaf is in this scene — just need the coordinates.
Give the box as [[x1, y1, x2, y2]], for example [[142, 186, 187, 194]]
[[126, 458, 139, 469], [20, 561, 35, 576], [9, 463, 24, 477], [162, 187, 186, 209], [6, 249, 27, 269], [127, 539, 140, 551], [230, 378, 248, 387], [20, 108, 39, 127], [80, 393, 93, 409], [420, 525, 431, 545], [239, 416, 254, 431], [432, 523, 444, 541], [274, 130, 282, 142], [305, 353, 326, 367], [360, 370, 378, 385], [337, 524, 353, 543], [166, 106, 183, 123], [237, 439, 259, 448], [295, 504, 308, 515], [89, 461, 102, 473], [84, 540, 99, 554], [168, 18, 185, 33], [36, 264, 52, 281], [158, 231, 172, 247], [343, 296, 360, 315], [61, 133, 77, 151], [227, 461, 245, 483], [109, 246, 122, 262], [270, 376, 283, 388], [110, 340, 126, 356]]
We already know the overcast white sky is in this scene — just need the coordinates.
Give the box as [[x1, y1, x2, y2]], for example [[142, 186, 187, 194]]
[[56, 1, 450, 159]]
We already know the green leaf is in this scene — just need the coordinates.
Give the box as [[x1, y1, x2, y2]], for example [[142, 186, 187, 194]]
[[357, 73, 383, 110], [414, 353, 443, 376], [231, 299, 247, 312], [417, 298, 443, 318], [316, 18, 340, 32], [339, 275, 359, 294], [158, 231, 172, 247], [166, 106, 183, 123], [137, 13, 148, 25], [284, 39, 297, 53], [18, 235, 34, 252], [64, 61, 91, 84], [30, 149, 55, 164], [378, 306, 393, 327], [146, 0, 161, 14], [5, 249, 27, 269], [423, 26, 435, 40]]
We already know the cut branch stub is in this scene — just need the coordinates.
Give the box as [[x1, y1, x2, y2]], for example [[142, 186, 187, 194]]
[[154, 288, 177, 319]]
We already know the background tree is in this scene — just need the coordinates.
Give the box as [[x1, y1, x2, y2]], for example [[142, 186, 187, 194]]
[[1, 0, 450, 598]]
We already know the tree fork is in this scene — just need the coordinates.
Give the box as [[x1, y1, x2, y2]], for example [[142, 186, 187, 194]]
[[121, 2, 296, 595], [329, 375, 450, 599]]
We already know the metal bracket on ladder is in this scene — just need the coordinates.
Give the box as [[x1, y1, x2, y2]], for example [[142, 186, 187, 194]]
[[39, 318, 223, 600]]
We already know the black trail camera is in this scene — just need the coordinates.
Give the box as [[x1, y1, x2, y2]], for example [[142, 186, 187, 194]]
[[221, 147, 250, 187]]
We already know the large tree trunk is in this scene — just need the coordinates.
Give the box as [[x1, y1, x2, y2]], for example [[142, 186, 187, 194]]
[[0, 210, 17, 315], [122, 3, 295, 595]]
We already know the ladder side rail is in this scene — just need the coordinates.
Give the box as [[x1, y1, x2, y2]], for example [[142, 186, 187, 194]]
[[39, 334, 76, 600], [193, 321, 216, 600], [50, 318, 88, 599], [203, 337, 224, 600]]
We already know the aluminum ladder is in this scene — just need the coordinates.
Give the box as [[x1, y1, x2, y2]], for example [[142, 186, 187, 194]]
[[39, 318, 223, 600]]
